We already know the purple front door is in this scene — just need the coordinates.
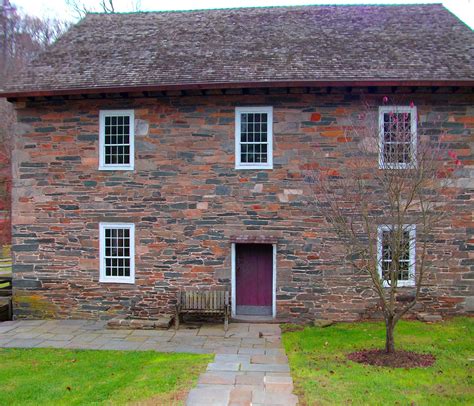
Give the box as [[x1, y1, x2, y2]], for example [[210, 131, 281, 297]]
[[236, 244, 273, 316]]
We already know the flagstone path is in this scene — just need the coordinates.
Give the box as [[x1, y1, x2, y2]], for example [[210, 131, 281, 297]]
[[0, 320, 298, 405]]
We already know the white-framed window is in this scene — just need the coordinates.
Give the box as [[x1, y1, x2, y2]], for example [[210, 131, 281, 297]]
[[99, 223, 135, 284], [377, 225, 416, 287], [379, 106, 417, 169], [235, 106, 273, 169], [99, 110, 135, 170]]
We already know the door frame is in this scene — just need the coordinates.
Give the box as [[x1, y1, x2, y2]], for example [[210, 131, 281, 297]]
[[231, 243, 277, 318]]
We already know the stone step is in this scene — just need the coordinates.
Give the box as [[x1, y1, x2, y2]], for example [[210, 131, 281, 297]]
[[186, 387, 231, 406], [207, 362, 241, 372], [252, 389, 299, 405], [229, 387, 252, 404], [107, 315, 173, 330], [264, 375, 294, 394], [198, 371, 237, 385], [251, 354, 288, 364], [235, 372, 265, 385], [240, 363, 290, 373]]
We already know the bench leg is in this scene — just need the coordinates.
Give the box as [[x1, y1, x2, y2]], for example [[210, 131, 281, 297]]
[[175, 311, 180, 330], [224, 311, 229, 332]]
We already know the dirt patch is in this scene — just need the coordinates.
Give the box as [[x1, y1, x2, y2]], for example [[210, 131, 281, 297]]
[[281, 324, 305, 333], [348, 349, 435, 368], [130, 388, 188, 406]]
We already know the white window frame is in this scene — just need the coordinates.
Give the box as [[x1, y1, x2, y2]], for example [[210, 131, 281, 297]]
[[235, 106, 273, 170], [378, 106, 417, 169], [99, 222, 135, 284], [377, 225, 416, 287], [99, 109, 135, 171]]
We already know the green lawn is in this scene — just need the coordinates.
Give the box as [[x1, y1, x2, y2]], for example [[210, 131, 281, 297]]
[[282, 317, 474, 405], [0, 348, 212, 405]]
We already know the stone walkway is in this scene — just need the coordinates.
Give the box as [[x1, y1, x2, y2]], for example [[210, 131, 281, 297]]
[[0, 320, 298, 405]]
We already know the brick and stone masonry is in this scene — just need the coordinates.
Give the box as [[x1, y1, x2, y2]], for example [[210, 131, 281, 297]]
[[10, 88, 474, 321]]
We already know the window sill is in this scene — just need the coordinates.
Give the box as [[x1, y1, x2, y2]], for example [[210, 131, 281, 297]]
[[99, 166, 134, 171], [379, 163, 417, 170], [383, 282, 415, 288], [99, 278, 135, 284], [235, 164, 273, 170]]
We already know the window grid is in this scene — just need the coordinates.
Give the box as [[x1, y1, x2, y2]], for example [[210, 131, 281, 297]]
[[104, 227, 131, 277], [104, 115, 131, 165], [99, 110, 134, 170], [379, 106, 417, 169], [383, 112, 412, 165], [378, 225, 416, 287], [235, 107, 273, 169], [100, 223, 135, 284], [381, 230, 411, 282], [240, 113, 269, 164]]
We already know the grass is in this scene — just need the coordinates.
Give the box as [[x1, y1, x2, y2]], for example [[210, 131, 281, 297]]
[[0, 348, 212, 405], [282, 317, 474, 405]]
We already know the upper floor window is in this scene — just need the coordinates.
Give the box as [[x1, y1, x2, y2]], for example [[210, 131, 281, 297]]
[[99, 110, 134, 170], [379, 106, 417, 169], [377, 225, 416, 287], [235, 107, 273, 169], [99, 223, 135, 284]]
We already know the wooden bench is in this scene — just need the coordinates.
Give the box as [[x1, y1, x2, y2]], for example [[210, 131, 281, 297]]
[[0, 276, 12, 321], [175, 289, 230, 331]]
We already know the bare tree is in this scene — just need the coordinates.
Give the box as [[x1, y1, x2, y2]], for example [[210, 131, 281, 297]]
[[65, 0, 142, 19], [1, 1, 67, 83], [305, 96, 462, 353]]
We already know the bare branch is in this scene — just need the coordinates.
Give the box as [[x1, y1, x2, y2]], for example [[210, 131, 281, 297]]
[[304, 94, 462, 353], [66, 0, 142, 18]]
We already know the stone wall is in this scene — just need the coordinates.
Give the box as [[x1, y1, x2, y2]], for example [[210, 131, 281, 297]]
[[10, 89, 474, 321]]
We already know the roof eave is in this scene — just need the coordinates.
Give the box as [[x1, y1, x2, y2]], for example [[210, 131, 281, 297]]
[[2, 79, 474, 99]]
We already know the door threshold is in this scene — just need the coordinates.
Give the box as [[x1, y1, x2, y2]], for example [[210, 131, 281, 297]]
[[231, 315, 279, 323]]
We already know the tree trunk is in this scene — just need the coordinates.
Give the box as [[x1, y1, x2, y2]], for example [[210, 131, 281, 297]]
[[385, 317, 396, 353]]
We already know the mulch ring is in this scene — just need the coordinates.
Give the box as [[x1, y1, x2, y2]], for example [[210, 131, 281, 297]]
[[348, 349, 436, 368]]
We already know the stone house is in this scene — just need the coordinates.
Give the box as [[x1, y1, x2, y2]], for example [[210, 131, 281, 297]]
[[0, 5, 473, 322]]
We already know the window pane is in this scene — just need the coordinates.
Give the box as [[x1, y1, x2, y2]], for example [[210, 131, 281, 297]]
[[103, 226, 132, 279], [103, 114, 131, 166], [381, 228, 413, 282], [239, 111, 269, 164], [382, 110, 413, 165]]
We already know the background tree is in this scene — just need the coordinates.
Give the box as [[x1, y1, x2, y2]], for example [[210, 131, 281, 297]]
[[0, 0, 68, 249], [65, 0, 142, 19], [305, 96, 462, 354]]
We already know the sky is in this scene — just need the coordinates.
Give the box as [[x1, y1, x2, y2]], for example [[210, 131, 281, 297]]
[[10, 0, 474, 28]]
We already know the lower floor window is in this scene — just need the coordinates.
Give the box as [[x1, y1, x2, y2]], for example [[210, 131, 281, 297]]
[[377, 225, 416, 287], [99, 223, 135, 283]]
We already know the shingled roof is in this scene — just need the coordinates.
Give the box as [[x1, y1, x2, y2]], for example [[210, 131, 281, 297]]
[[2, 4, 473, 97]]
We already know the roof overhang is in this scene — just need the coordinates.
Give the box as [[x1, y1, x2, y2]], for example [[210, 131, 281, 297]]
[[2, 79, 473, 100]]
